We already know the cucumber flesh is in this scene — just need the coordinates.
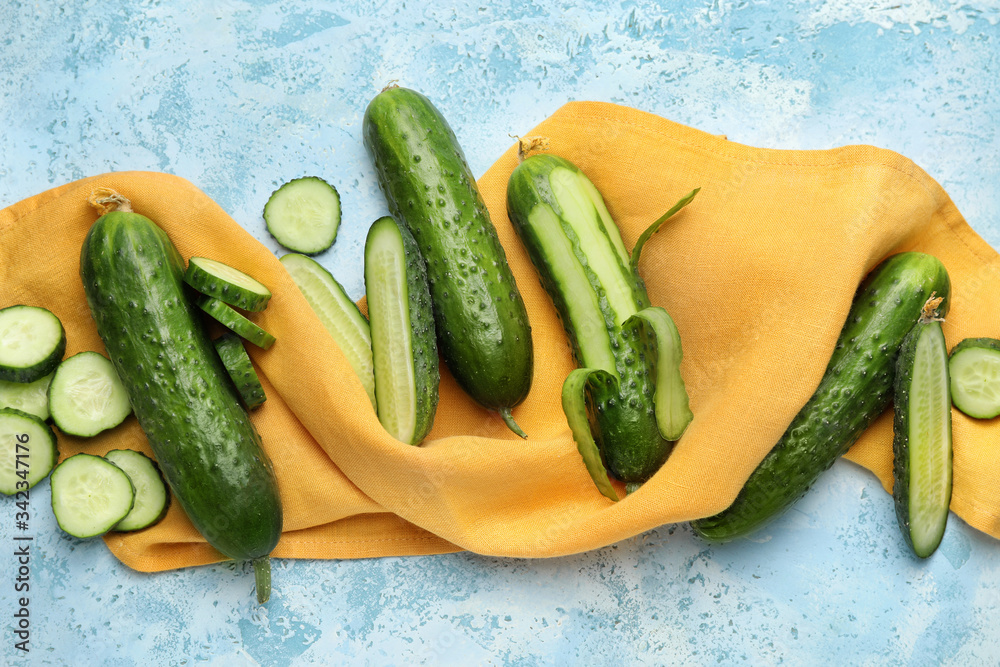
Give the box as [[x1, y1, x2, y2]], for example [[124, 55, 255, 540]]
[[50, 453, 135, 538], [185, 257, 272, 312], [624, 307, 693, 440], [0, 305, 66, 383], [104, 449, 170, 532], [263, 177, 341, 254], [948, 339, 1000, 419], [199, 297, 276, 349], [0, 408, 58, 496], [48, 352, 132, 437], [214, 334, 266, 410], [562, 369, 620, 501], [894, 320, 952, 558], [0, 372, 54, 421], [280, 253, 377, 410]]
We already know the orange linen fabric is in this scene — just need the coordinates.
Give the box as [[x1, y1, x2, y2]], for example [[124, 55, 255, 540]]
[[2, 101, 999, 572]]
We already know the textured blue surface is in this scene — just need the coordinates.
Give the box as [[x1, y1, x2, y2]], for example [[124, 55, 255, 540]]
[[2, 1, 1000, 665]]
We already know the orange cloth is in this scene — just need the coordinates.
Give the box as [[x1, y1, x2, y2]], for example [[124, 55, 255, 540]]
[[2, 101, 998, 572]]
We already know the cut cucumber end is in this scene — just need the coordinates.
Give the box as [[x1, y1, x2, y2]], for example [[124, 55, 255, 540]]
[[104, 449, 170, 532], [185, 257, 272, 312], [499, 408, 527, 439], [253, 556, 272, 604], [49, 351, 132, 437], [0, 305, 66, 383], [949, 342, 1000, 419], [214, 334, 266, 410], [0, 408, 58, 495], [199, 297, 276, 350], [264, 177, 341, 254], [50, 453, 135, 538]]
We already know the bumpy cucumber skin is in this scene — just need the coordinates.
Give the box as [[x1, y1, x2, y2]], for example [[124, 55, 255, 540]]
[[692, 252, 951, 542], [951, 337, 1000, 357], [365, 217, 440, 445], [507, 154, 670, 483], [214, 334, 266, 410], [80, 210, 282, 563], [363, 87, 533, 420], [892, 320, 952, 558]]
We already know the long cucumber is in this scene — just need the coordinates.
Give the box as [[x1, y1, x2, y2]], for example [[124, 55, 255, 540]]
[[363, 86, 533, 437], [692, 252, 951, 542], [506, 153, 695, 499]]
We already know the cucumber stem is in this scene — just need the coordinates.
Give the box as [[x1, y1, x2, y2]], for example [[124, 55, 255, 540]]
[[88, 187, 133, 215], [919, 292, 945, 323], [499, 408, 528, 439], [252, 556, 272, 604], [513, 135, 550, 163]]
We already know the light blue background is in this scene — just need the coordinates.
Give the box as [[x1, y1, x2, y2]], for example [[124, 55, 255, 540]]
[[2, 1, 1000, 665]]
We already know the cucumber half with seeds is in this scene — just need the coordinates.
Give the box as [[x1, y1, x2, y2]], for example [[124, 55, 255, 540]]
[[892, 296, 952, 558], [948, 338, 1000, 419], [0, 408, 58, 496], [104, 449, 170, 532], [185, 257, 272, 312], [0, 372, 54, 421], [49, 351, 132, 437], [263, 177, 341, 254], [280, 253, 377, 410], [199, 297, 276, 349], [214, 334, 266, 410], [364, 216, 439, 445], [0, 305, 66, 383], [50, 453, 135, 538]]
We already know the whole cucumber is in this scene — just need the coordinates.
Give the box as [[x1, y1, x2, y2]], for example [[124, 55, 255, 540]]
[[692, 252, 950, 542], [80, 197, 282, 603], [363, 86, 533, 437]]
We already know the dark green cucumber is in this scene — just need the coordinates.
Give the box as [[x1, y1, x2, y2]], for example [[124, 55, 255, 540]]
[[214, 334, 266, 410], [948, 338, 1000, 419], [198, 297, 276, 350], [692, 252, 951, 542], [364, 216, 440, 445], [363, 86, 533, 437], [506, 153, 694, 497], [892, 298, 952, 558], [80, 195, 282, 603]]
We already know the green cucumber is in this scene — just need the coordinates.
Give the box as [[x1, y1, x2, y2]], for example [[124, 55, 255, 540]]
[[892, 297, 952, 558], [198, 297, 276, 350], [263, 177, 341, 254], [80, 192, 282, 603], [280, 253, 376, 410], [364, 216, 439, 445], [50, 453, 135, 539], [0, 372, 54, 421], [104, 449, 170, 532], [184, 257, 272, 312], [506, 153, 695, 497], [48, 351, 132, 437], [948, 338, 1000, 419], [363, 86, 533, 437], [0, 407, 58, 496], [0, 305, 66, 383], [214, 334, 266, 410], [692, 252, 951, 542]]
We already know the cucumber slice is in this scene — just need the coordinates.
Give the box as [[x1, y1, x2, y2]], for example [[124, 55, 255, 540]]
[[0, 372, 54, 421], [893, 307, 952, 558], [104, 449, 170, 531], [0, 305, 66, 383], [50, 453, 135, 538], [948, 338, 1000, 419], [364, 216, 439, 445], [562, 369, 620, 502], [198, 297, 276, 349], [184, 257, 272, 312], [279, 253, 377, 410], [214, 334, 266, 410], [263, 177, 341, 254], [48, 352, 132, 437], [0, 408, 58, 496]]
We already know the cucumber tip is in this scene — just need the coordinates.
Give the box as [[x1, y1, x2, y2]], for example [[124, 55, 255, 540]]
[[499, 408, 527, 439]]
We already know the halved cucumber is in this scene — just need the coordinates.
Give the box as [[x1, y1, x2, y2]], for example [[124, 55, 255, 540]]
[[0, 372, 54, 421], [48, 351, 132, 437], [184, 257, 272, 312], [893, 300, 952, 558], [263, 177, 341, 254], [364, 216, 439, 445], [279, 253, 376, 409], [104, 449, 170, 532], [50, 453, 135, 538], [948, 338, 1000, 419], [198, 297, 276, 349], [0, 408, 58, 496], [214, 334, 266, 410], [0, 305, 66, 383]]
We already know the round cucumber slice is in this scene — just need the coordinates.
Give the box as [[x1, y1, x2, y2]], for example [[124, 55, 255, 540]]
[[198, 297, 276, 349], [0, 305, 66, 383], [104, 449, 170, 532], [949, 338, 1000, 419], [0, 408, 58, 496], [0, 372, 54, 421], [263, 177, 341, 254], [49, 352, 132, 437], [50, 453, 135, 538], [214, 334, 266, 410], [184, 257, 272, 312]]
